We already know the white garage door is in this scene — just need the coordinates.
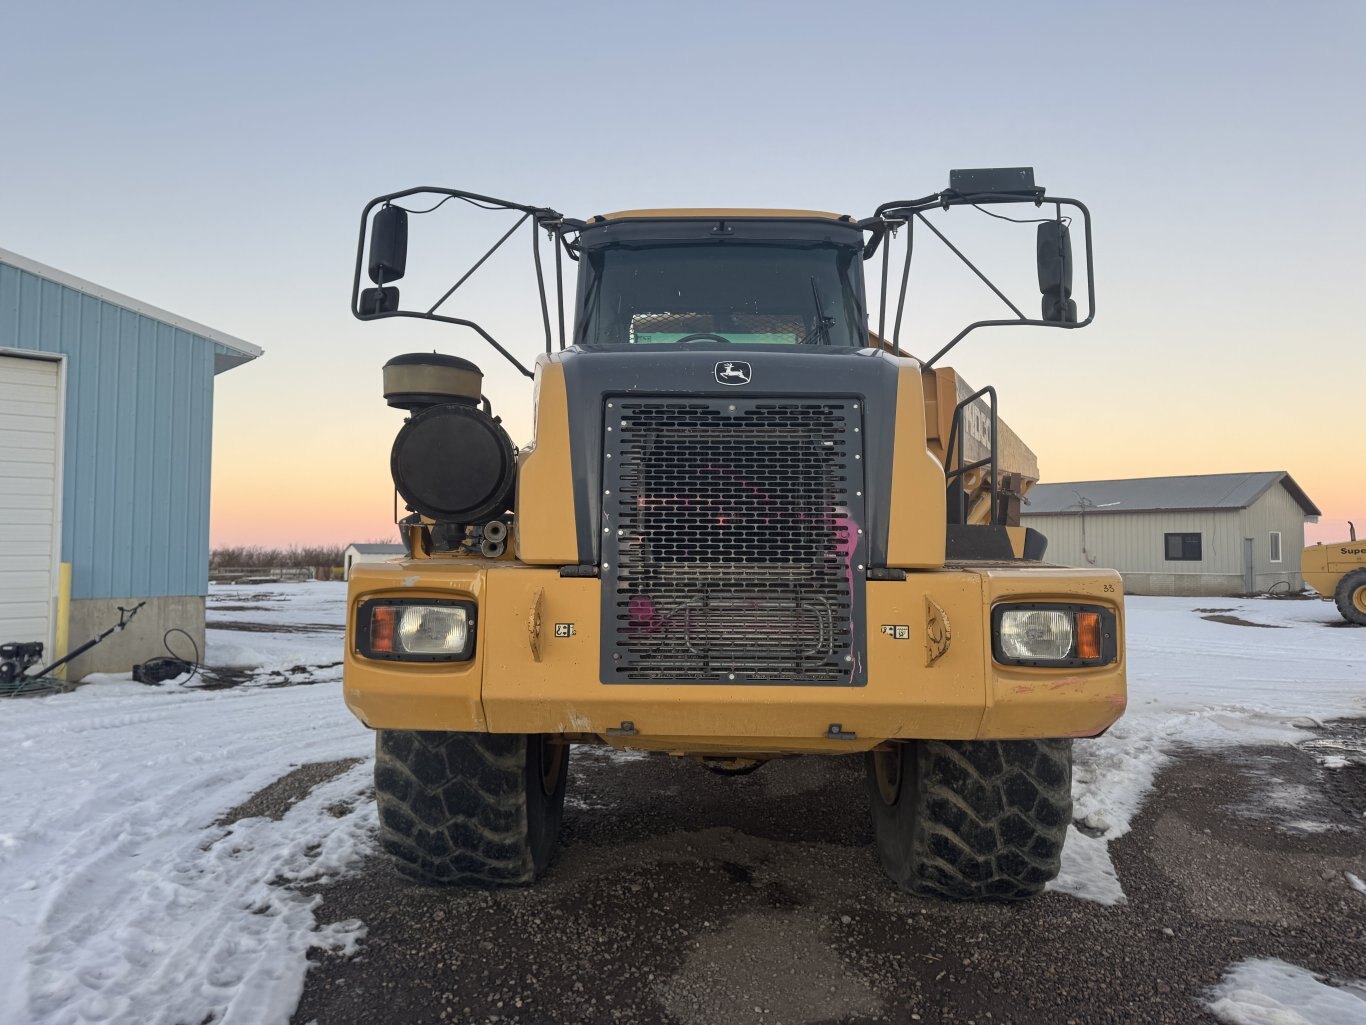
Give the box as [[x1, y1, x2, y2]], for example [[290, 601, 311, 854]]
[[0, 353, 63, 656]]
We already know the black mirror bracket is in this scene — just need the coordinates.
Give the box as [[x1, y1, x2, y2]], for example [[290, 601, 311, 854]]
[[865, 169, 1095, 369], [350, 187, 569, 380]]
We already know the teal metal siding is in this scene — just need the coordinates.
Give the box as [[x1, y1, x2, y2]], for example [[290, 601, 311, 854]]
[[0, 263, 215, 599]]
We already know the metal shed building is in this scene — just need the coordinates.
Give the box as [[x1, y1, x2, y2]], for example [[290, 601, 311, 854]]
[[343, 543, 405, 580], [1021, 472, 1321, 596], [0, 247, 261, 678]]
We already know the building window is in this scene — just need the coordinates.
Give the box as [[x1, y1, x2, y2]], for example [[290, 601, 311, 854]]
[[1269, 531, 1282, 563], [1164, 533, 1202, 561]]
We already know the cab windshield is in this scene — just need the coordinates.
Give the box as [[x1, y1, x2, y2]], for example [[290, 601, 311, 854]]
[[574, 243, 867, 348]]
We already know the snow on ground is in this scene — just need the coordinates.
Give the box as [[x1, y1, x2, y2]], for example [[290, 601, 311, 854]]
[[0, 586, 1362, 1023], [0, 583, 371, 1025], [1206, 958, 1366, 1025], [1050, 596, 1366, 904], [203, 581, 348, 682]]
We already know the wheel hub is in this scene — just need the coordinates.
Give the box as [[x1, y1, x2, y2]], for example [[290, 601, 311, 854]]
[[872, 745, 903, 805]]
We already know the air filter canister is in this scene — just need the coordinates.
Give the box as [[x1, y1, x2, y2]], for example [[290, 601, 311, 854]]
[[390, 402, 516, 523], [383, 353, 483, 410]]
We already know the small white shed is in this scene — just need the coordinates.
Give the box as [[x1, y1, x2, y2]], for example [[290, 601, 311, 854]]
[[343, 543, 406, 580]]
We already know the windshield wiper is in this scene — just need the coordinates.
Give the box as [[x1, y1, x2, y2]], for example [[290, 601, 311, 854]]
[[798, 276, 836, 345]]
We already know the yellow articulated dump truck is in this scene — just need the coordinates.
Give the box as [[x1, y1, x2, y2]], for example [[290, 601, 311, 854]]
[[344, 168, 1125, 900], [1302, 523, 1366, 625]]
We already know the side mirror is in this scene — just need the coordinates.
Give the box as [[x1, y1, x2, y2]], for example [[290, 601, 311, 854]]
[[359, 286, 400, 316], [368, 205, 408, 285], [1037, 221, 1076, 323]]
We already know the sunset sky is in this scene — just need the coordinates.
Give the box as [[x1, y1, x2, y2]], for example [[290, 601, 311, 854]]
[[2, 1, 1361, 547]]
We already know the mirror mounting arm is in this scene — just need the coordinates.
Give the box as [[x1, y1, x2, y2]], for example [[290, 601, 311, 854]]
[[864, 186, 1094, 369], [922, 196, 1094, 369], [360, 310, 535, 378], [914, 211, 1028, 321], [351, 187, 565, 380]]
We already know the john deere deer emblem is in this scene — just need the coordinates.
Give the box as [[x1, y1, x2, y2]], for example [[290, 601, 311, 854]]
[[715, 361, 752, 386]]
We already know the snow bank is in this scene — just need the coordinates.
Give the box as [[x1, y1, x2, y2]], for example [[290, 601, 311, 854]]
[[1206, 958, 1366, 1025]]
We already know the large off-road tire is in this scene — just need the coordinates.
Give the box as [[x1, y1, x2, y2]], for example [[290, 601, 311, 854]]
[[374, 730, 569, 886], [866, 738, 1072, 900], [1334, 569, 1366, 626]]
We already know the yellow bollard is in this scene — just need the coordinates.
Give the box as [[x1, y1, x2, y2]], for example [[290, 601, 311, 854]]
[[53, 562, 71, 680]]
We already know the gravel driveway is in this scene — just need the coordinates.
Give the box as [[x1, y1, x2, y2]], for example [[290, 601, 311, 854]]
[[292, 732, 1366, 1025]]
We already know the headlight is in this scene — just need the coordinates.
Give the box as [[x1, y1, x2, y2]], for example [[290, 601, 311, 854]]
[[992, 603, 1116, 667], [999, 609, 1073, 660], [357, 599, 476, 662]]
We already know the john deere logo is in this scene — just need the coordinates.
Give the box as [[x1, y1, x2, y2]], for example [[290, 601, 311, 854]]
[[715, 361, 752, 386]]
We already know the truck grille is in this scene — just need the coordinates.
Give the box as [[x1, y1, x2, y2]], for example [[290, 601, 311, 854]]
[[601, 398, 866, 685]]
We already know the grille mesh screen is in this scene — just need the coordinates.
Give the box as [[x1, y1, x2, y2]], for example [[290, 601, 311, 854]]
[[602, 398, 866, 684]]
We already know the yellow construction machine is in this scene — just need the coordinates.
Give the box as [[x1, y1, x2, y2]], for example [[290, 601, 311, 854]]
[[1302, 522, 1366, 625], [344, 168, 1125, 900]]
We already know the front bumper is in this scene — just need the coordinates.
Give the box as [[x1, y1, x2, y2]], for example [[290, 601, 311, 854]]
[[342, 560, 1126, 754]]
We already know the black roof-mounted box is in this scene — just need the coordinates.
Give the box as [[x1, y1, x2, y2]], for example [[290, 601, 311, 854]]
[[949, 167, 1037, 194]]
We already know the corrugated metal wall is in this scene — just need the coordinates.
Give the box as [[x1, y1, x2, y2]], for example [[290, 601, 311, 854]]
[[0, 263, 215, 599], [1024, 488, 1309, 594], [1023, 509, 1241, 574], [1238, 485, 1306, 590]]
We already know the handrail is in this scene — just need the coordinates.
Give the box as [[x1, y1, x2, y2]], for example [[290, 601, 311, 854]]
[[943, 386, 999, 526]]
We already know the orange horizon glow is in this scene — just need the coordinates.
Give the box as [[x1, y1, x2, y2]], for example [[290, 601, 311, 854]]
[[208, 404, 1363, 551]]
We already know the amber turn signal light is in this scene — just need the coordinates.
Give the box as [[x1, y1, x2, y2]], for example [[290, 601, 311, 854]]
[[370, 606, 397, 654], [1075, 612, 1101, 660]]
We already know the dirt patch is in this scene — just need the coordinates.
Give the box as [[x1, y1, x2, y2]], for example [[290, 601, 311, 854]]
[[216, 757, 364, 826], [1193, 608, 1236, 613], [1200, 614, 1284, 628], [657, 909, 881, 1025], [1299, 719, 1366, 821], [208, 590, 294, 603], [208, 621, 344, 634], [190, 666, 259, 690], [189, 662, 342, 690]]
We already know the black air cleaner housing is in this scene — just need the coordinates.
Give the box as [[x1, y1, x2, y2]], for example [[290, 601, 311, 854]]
[[391, 402, 516, 524]]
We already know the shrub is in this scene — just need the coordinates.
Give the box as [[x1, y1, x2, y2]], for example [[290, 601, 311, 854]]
[[209, 545, 346, 569]]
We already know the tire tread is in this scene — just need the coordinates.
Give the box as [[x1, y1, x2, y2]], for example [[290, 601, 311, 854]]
[[869, 738, 1073, 901], [1333, 568, 1366, 626], [374, 730, 543, 886]]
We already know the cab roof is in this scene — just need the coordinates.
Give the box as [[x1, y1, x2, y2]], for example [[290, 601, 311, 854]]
[[576, 209, 864, 250], [592, 208, 852, 222]]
